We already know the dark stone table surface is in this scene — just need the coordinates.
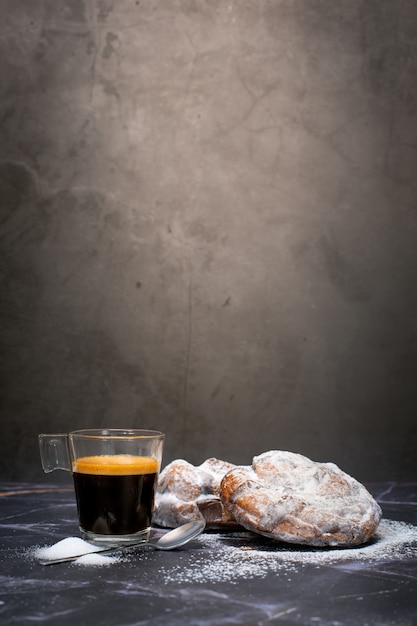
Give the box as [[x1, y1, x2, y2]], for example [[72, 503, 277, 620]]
[[0, 481, 416, 625]]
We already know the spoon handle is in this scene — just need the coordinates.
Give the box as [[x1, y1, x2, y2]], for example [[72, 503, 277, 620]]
[[38, 541, 145, 566]]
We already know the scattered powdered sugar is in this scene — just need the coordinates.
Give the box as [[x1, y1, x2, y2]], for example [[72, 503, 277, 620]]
[[154, 518, 417, 585], [32, 536, 120, 566], [30, 519, 417, 577]]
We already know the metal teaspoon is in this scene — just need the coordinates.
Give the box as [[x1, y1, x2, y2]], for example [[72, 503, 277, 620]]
[[38, 519, 206, 565]]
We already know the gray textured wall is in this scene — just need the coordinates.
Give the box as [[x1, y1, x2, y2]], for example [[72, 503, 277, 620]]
[[1, 0, 416, 483]]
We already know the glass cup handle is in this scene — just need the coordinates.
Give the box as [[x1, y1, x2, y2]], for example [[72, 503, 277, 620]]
[[38, 434, 71, 473]]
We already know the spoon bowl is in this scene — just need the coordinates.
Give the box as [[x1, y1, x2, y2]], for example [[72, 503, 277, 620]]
[[150, 519, 206, 550]]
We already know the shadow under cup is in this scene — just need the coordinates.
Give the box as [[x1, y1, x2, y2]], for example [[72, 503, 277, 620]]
[[40, 429, 165, 546]]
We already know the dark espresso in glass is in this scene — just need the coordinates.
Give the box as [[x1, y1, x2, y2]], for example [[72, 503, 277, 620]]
[[72, 455, 159, 539]]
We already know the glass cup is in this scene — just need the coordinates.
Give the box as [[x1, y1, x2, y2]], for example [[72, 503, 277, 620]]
[[38, 429, 165, 545]]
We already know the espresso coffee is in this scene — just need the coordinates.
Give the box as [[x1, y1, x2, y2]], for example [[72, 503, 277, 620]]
[[72, 455, 159, 536]]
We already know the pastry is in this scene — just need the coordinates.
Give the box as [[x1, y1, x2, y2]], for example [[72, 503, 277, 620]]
[[154, 457, 237, 528], [220, 450, 382, 547]]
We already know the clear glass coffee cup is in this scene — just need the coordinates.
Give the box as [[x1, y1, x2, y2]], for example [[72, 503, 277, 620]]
[[38, 429, 165, 545]]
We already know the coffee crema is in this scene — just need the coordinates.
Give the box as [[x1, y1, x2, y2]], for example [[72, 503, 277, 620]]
[[73, 454, 159, 475]]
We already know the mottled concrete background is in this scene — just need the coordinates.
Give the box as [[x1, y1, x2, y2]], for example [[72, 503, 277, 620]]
[[1, 0, 416, 481]]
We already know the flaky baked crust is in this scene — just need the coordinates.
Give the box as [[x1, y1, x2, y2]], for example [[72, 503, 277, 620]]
[[154, 457, 237, 528], [220, 450, 382, 547]]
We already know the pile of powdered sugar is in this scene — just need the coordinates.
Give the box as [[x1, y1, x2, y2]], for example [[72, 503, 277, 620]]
[[74, 552, 120, 566], [149, 518, 417, 585], [32, 537, 120, 566]]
